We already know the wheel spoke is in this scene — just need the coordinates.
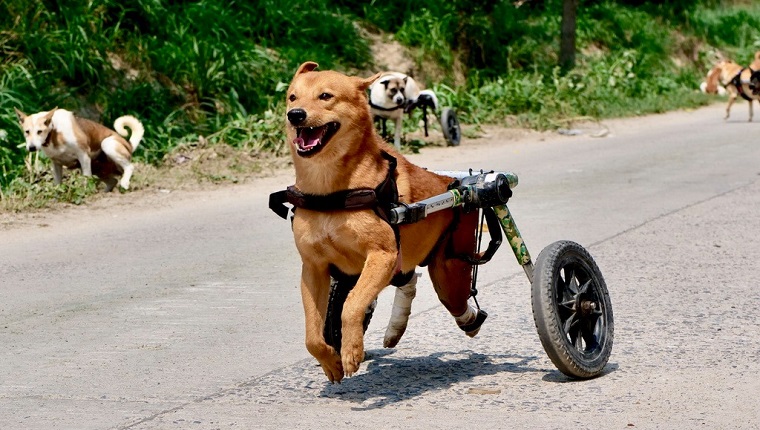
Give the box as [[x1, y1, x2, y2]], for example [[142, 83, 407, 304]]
[[580, 317, 601, 351], [577, 279, 591, 295], [559, 299, 575, 309], [558, 270, 575, 303], [563, 313, 578, 337], [566, 267, 579, 295]]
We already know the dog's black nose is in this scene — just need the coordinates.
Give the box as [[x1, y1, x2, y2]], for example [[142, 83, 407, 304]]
[[27, 146, 37, 152], [287, 108, 307, 125]]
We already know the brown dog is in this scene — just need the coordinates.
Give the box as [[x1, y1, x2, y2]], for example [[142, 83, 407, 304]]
[[702, 51, 760, 121], [282, 62, 482, 382]]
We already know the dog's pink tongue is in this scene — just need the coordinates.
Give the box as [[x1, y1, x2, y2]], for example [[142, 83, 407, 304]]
[[295, 128, 323, 150]]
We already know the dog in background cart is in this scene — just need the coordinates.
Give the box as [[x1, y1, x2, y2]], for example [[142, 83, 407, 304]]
[[369, 72, 461, 149]]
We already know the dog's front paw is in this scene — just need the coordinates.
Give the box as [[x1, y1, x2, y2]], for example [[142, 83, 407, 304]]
[[340, 337, 365, 377], [320, 354, 345, 383]]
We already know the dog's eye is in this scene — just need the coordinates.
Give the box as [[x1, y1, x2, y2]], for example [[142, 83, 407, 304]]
[[389, 89, 397, 95], [25, 130, 29, 135], [37, 130, 42, 135], [319, 92, 333, 101], [399, 88, 405, 94], [288, 94, 296, 102]]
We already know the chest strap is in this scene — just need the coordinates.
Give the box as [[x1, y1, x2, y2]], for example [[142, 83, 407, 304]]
[[269, 151, 401, 245]]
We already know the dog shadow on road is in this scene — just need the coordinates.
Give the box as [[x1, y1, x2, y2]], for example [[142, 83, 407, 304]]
[[319, 349, 541, 410]]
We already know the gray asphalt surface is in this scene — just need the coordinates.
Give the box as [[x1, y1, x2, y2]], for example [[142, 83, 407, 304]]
[[1, 103, 759, 429]]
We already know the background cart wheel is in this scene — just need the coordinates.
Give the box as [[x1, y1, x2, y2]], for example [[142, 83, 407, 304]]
[[531, 240, 613, 378], [324, 278, 375, 353], [440, 108, 461, 146]]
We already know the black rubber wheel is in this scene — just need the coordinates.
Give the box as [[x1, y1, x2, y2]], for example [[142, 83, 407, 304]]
[[531, 240, 613, 379], [440, 108, 461, 146], [324, 278, 375, 353]]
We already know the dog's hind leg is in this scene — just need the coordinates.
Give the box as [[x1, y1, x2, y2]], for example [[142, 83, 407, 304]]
[[103, 176, 118, 193], [427, 211, 487, 337], [383, 272, 419, 348], [101, 137, 134, 190], [749, 99, 754, 122], [300, 263, 345, 383]]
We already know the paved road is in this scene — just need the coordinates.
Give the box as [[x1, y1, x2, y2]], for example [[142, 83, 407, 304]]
[[2, 103, 760, 429]]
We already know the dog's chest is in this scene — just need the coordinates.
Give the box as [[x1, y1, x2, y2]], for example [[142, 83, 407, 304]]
[[293, 210, 392, 267], [43, 136, 81, 166]]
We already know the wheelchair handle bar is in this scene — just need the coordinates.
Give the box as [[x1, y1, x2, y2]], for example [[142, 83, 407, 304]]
[[389, 171, 518, 225]]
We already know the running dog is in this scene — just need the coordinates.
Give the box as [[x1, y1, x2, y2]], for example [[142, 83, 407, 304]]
[[15, 108, 144, 191], [369, 72, 438, 149], [274, 62, 485, 383], [701, 51, 760, 121]]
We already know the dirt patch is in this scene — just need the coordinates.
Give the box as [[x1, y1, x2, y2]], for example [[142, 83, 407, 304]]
[[365, 31, 417, 76]]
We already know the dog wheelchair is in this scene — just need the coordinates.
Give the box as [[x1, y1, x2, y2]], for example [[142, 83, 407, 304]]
[[323, 169, 614, 379], [373, 93, 462, 147]]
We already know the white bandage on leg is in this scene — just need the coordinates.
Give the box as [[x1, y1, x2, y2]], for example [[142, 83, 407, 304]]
[[455, 304, 481, 338], [383, 272, 419, 348]]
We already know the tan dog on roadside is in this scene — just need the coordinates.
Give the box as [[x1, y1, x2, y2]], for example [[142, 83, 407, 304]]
[[701, 51, 760, 121], [15, 107, 144, 191], [283, 62, 483, 383]]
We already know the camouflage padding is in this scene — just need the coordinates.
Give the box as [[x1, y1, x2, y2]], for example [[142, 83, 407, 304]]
[[503, 172, 519, 190], [450, 188, 464, 207], [492, 204, 532, 266]]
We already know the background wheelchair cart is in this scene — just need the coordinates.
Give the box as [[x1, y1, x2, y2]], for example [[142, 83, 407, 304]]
[[372, 89, 463, 148]]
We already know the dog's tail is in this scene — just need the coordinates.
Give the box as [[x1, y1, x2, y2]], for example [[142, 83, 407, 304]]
[[418, 89, 439, 111], [114, 115, 144, 153], [701, 63, 726, 95]]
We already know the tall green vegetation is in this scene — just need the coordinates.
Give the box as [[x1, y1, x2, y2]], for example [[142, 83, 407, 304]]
[[1, 0, 759, 198]]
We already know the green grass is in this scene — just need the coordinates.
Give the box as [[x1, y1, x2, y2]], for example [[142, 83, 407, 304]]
[[1, 0, 759, 208]]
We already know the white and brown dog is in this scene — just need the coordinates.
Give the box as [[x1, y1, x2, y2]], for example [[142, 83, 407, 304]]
[[15, 108, 144, 191], [369, 72, 437, 149]]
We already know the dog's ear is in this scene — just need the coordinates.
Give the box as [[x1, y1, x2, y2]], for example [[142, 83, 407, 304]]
[[402, 76, 408, 84], [43, 107, 57, 126], [357, 72, 382, 92], [14, 107, 27, 123], [295, 62, 319, 76], [382, 80, 390, 89]]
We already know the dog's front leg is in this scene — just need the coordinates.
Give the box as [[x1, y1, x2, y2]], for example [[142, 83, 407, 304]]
[[52, 162, 63, 185], [300, 263, 344, 382], [341, 250, 396, 376], [78, 154, 93, 177], [393, 117, 402, 149], [725, 94, 736, 120]]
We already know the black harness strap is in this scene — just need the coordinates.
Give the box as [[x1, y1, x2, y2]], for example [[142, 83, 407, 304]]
[[731, 68, 755, 102], [369, 101, 406, 112]]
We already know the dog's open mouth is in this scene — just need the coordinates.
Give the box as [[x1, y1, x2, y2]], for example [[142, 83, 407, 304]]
[[293, 122, 340, 157]]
